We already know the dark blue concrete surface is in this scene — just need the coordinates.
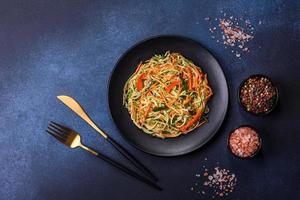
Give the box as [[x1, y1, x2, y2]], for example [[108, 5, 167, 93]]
[[0, 1, 299, 199]]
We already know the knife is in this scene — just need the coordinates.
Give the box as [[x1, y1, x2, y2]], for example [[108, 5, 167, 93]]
[[57, 95, 158, 182]]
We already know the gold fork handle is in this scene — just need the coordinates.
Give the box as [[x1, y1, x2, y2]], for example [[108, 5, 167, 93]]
[[57, 95, 157, 182], [80, 144, 98, 156], [57, 95, 108, 138]]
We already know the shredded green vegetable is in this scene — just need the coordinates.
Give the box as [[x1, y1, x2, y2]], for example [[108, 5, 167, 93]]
[[123, 51, 213, 138]]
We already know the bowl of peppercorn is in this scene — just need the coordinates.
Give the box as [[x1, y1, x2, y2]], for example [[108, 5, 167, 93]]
[[238, 74, 278, 115]]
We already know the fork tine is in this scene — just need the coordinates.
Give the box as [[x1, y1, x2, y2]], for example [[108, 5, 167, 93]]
[[47, 126, 67, 139], [50, 121, 70, 132], [49, 123, 69, 137], [46, 129, 66, 143]]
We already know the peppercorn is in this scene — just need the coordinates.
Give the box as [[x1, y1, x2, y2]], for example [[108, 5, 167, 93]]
[[239, 76, 277, 114]]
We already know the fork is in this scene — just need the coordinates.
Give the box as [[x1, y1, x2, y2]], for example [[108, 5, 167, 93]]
[[46, 121, 162, 191], [57, 95, 158, 182]]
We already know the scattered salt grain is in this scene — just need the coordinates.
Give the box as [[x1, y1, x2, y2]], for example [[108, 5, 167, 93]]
[[204, 11, 256, 59], [219, 19, 253, 47], [203, 167, 237, 198], [191, 163, 237, 198]]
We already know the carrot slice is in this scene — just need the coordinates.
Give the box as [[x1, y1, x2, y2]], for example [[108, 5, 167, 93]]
[[186, 67, 193, 90], [137, 73, 146, 91], [135, 63, 142, 73], [165, 80, 181, 93], [183, 96, 191, 105], [141, 103, 153, 124], [180, 109, 202, 132], [145, 103, 153, 117]]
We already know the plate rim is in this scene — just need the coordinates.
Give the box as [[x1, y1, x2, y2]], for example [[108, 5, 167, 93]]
[[107, 34, 229, 157]]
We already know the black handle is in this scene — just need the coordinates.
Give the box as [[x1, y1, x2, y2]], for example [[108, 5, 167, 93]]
[[86, 146, 162, 191], [107, 136, 158, 182]]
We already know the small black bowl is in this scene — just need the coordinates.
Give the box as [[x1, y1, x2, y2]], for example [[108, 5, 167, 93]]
[[238, 74, 279, 116], [227, 125, 262, 159]]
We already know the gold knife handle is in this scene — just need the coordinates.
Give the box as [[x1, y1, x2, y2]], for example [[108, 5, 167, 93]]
[[57, 95, 108, 138]]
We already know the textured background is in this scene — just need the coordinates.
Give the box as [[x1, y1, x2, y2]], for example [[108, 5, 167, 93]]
[[0, 0, 299, 199]]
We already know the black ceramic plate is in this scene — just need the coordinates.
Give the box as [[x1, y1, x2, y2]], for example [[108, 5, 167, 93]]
[[108, 35, 228, 156]]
